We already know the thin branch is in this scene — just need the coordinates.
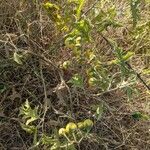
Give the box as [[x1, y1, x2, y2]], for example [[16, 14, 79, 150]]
[[82, 0, 100, 17], [100, 33, 150, 91], [91, 81, 136, 97], [40, 63, 48, 132]]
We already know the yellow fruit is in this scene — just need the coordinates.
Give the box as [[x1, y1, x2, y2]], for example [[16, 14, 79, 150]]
[[88, 77, 97, 86], [77, 122, 84, 129], [58, 128, 66, 136], [66, 122, 77, 133], [83, 119, 94, 128]]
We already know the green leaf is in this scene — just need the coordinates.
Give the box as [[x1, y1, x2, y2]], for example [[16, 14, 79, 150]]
[[76, 0, 85, 19], [13, 52, 23, 65], [42, 134, 59, 146], [65, 19, 92, 49], [68, 74, 83, 88], [132, 112, 150, 120], [20, 100, 39, 125], [75, 19, 92, 41], [95, 105, 103, 120], [43, 2, 60, 12], [68, 0, 86, 19], [130, 0, 141, 27], [111, 51, 134, 65], [0, 83, 7, 93], [93, 6, 122, 32], [21, 124, 36, 134], [126, 86, 133, 101], [142, 69, 150, 75], [92, 104, 104, 120], [43, 2, 64, 28], [123, 51, 135, 61], [132, 112, 142, 120]]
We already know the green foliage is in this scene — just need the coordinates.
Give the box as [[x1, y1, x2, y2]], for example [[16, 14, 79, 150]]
[[41, 134, 60, 150], [68, 74, 84, 88], [132, 112, 150, 120], [87, 63, 110, 91], [13, 52, 23, 65], [68, 0, 86, 19], [20, 99, 39, 126], [108, 41, 133, 76], [92, 6, 122, 32], [19, 100, 39, 146], [0, 83, 7, 93], [65, 18, 92, 50], [130, 0, 141, 27], [21, 124, 37, 134], [94, 104, 104, 121], [19, 99, 94, 149], [61, 60, 71, 70], [43, 2, 64, 29], [13, 51, 28, 65], [111, 51, 135, 65], [125, 86, 139, 101], [37, 118, 93, 149], [16, 0, 150, 149]]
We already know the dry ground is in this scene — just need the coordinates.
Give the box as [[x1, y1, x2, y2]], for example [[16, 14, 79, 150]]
[[0, 0, 150, 150]]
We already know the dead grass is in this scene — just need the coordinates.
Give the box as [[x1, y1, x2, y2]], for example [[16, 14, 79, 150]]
[[0, 0, 150, 150]]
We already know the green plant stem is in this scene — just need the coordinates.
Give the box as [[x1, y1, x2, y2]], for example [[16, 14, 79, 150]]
[[64, 134, 71, 143], [82, 0, 100, 17], [33, 128, 38, 146], [72, 132, 77, 143], [100, 33, 150, 91]]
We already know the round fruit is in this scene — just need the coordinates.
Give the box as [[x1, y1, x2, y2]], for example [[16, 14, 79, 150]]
[[66, 122, 77, 133], [58, 128, 66, 136], [83, 119, 94, 128], [88, 77, 97, 86], [77, 122, 84, 129]]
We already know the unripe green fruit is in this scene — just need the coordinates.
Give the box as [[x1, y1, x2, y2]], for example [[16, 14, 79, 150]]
[[83, 119, 94, 128]]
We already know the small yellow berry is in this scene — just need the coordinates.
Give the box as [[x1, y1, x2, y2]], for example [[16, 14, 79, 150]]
[[83, 119, 94, 128], [77, 122, 84, 129], [66, 122, 77, 133], [58, 128, 66, 136], [88, 77, 97, 86]]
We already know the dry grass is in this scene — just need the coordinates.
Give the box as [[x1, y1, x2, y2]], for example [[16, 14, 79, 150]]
[[0, 0, 150, 150]]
